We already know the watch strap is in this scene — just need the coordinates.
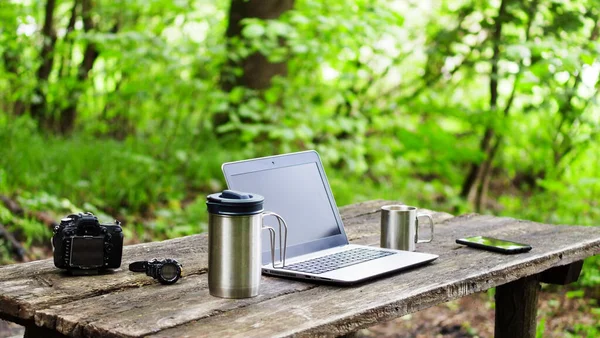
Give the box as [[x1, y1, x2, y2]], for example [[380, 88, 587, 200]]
[[128, 261, 148, 272]]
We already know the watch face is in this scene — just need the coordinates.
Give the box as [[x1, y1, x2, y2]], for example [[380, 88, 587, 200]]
[[159, 263, 180, 281]]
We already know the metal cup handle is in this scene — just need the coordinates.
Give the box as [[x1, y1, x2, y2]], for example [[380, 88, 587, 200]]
[[261, 211, 288, 269], [262, 226, 278, 268], [416, 214, 434, 243]]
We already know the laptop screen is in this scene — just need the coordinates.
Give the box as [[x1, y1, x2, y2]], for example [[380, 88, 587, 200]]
[[229, 162, 342, 246], [224, 152, 348, 263]]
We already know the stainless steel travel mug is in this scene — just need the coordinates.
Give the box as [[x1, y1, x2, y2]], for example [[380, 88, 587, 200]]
[[380, 205, 434, 251], [207, 190, 287, 299]]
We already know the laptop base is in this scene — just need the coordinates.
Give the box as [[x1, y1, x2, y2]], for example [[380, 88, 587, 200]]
[[263, 244, 438, 285]]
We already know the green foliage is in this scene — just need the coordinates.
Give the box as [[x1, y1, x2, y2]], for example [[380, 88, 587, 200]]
[[0, 116, 230, 214], [536, 316, 546, 338], [568, 320, 600, 337], [0, 114, 234, 243]]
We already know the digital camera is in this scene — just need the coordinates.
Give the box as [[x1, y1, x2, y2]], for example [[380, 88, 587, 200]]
[[52, 212, 123, 271]]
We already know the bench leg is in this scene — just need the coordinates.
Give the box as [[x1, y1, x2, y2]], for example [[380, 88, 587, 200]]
[[24, 324, 69, 338], [494, 275, 540, 338], [494, 261, 584, 338]]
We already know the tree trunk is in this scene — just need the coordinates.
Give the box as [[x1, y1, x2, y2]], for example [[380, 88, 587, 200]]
[[215, 0, 295, 129], [2, 49, 26, 116], [475, 137, 501, 211], [459, 0, 507, 210], [551, 18, 599, 172], [30, 0, 57, 129], [460, 128, 495, 205], [57, 1, 78, 79], [58, 0, 102, 134]]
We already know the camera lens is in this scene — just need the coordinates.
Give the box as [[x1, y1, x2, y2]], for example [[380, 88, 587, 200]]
[[159, 263, 179, 281]]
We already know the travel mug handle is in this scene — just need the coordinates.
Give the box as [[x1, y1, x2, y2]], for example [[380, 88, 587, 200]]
[[262, 226, 277, 268], [262, 211, 288, 269], [416, 214, 434, 243]]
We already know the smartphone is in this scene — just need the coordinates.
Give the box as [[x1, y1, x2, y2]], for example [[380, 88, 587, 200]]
[[455, 236, 532, 254]]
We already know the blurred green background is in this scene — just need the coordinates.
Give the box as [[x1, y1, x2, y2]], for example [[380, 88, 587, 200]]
[[1, 0, 599, 335]]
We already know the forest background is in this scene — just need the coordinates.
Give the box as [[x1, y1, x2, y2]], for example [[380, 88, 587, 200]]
[[1, 0, 599, 336]]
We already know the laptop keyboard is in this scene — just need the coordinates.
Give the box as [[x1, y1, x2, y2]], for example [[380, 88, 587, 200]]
[[284, 248, 396, 275]]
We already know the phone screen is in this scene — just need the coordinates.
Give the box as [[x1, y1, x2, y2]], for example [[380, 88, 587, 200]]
[[459, 236, 530, 250]]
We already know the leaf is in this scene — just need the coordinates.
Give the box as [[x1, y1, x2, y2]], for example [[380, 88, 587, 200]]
[[269, 128, 295, 141], [268, 21, 291, 36], [292, 43, 309, 54], [566, 290, 585, 299], [264, 87, 280, 104], [238, 105, 262, 121], [228, 87, 245, 104], [242, 23, 265, 38], [581, 52, 595, 65]]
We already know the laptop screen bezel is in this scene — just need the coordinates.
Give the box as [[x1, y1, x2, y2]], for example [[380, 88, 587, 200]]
[[222, 150, 349, 264]]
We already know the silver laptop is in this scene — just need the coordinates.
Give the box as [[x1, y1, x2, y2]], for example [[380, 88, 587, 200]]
[[222, 150, 438, 285]]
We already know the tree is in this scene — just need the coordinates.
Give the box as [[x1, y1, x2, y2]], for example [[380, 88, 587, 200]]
[[58, 0, 103, 134], [459, 1, 600, 211], [214, 0, 295, 129], [29, 0, 57, 129]]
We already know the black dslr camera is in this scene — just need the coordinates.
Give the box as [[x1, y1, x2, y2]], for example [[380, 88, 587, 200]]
[[52, 212, 123, 272]]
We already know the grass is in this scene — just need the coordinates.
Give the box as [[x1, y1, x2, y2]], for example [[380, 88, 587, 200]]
[[0, 116, 238, 246], [0, 115, 459, 243]]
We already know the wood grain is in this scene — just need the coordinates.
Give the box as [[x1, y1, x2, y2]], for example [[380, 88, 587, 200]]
[[34, 275, 315, 337], [495, 275, 540, 338], [0, 201, 419, 321], [0, 234, 209, 320], [1, 200, 599, 338], [149, 215, 600, 338], [540, 260, 584, 285]]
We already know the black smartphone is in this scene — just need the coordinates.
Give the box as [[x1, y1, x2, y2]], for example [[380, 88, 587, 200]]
[[455, 236, 532, 254]]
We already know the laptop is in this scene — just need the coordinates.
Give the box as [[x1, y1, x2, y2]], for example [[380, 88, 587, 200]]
[[222, 150, 438, 285]]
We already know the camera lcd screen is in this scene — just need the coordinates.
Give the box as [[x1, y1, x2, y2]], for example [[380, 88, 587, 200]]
[[70, 237, 104, 267]]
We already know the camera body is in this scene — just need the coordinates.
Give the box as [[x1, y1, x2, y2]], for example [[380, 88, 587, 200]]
[[52, 212, 123, 271]]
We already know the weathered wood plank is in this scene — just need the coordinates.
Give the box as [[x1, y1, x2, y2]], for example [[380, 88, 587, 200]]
[[0, 202, 432, 323], [36, 213, 599, 338], [2, 201, 600, 338], [495, 275, 540, 338], [34, 275, 315, 338], [0, 234, 208, 321], [540, 260, 583, 285], [0, 201, 451, 337], [148, 215, 600, 338]]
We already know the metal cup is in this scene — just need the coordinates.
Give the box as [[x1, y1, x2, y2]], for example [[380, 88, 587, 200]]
[[207, 190, 287, 299], [380, 205, 434, 251]]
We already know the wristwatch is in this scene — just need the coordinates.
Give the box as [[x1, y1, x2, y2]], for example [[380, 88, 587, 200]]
[[129, 258, 183, 285]]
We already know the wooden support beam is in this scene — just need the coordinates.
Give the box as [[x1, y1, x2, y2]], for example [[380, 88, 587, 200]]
[[540, 260, 583, 285], [24, 324, 69, 338], [495, 275, 540, 338]]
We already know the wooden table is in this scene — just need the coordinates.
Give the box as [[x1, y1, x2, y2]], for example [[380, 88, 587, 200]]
[[1, 200, 599, 338]]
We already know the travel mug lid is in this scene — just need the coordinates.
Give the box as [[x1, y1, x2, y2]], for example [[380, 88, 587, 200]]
[[206, 190, 265, 216]]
